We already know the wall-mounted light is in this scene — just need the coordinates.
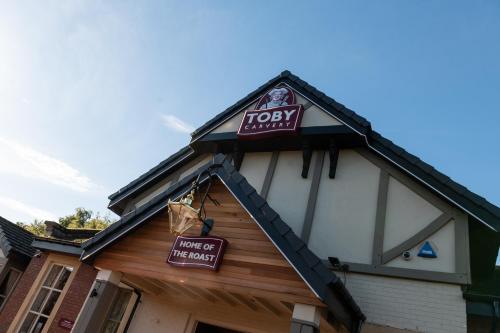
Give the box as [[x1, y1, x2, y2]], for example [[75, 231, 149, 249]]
[[167, 165, 221, 236]]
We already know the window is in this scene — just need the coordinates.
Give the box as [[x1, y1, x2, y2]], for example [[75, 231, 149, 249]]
[[18, 264, 73, 333], [101, 286, 137, 333], [0, 268, 22, 309]]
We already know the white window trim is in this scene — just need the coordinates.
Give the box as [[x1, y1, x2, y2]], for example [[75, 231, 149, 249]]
[[7, 253, 81, 333], [115, 284, 138, 333], [20, 265, 71, 332]]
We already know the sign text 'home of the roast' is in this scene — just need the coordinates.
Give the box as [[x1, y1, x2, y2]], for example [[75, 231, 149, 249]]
[[167, 235, 228, 271], [237, 86, 304, 139]]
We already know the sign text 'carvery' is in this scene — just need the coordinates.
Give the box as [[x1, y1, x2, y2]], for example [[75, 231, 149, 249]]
[[237, 86, 304, 139]]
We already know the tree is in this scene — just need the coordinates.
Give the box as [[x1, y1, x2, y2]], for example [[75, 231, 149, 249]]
[[59, 207, 93, 228], [18, 208, 115, 236], [58, 208, 115, 229], [16, 219, 46, 236]]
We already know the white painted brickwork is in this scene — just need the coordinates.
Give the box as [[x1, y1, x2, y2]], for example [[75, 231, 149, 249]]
[[345, 273, 466, 333]]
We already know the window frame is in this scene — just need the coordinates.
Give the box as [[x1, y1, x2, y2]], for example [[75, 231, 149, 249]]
[[18, 264, 73, 333], [101, 283, 138, 333], [0, 266, 22, 311], [10, 254, 80, 333]]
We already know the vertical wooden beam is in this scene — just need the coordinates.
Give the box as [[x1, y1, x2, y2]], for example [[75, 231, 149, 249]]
[[233, 143, 244, 171], [301, 141, 312, 179], [454, 211, 471, 283], [372, 170, 389, 265], [301, 151, 325, 243], [328, 139, 339, 179], [260, 151, 279, 199]]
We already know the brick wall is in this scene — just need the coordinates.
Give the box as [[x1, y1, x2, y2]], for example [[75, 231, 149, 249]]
[[0, 253, 48, 332], [48, 262, 97, 333], [345, 273, 467, 333]]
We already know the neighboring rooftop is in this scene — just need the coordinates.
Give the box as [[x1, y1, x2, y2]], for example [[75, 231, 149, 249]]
[[32, 236, 83, 256], [44, 221, 100, 242], [0, 216, 35, 258]]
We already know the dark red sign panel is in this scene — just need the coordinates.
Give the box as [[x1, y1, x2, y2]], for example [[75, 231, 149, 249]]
[[237, 85, 304, 140], [167, 235, 228, 271], [58, 318, 74, 330]]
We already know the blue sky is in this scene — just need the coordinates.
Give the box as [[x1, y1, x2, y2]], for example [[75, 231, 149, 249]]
[[0, 1, 499, 261]]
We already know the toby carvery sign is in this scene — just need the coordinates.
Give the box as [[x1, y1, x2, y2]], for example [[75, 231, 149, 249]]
[[237, 85, 304, 139], [167, 235, 228, 271]]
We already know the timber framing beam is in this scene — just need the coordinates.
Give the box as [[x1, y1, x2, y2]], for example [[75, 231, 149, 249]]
[[301, 151, 325, 243], [372, 170, 389, 265], [328, 139, 339, 179], [326, 260, 468, 284], [355, 147, 454, 214], [233, 142, 244, 171], [260, 151, 279, 199], [301, 141, 312, 178], [381, 213, 453, 264]]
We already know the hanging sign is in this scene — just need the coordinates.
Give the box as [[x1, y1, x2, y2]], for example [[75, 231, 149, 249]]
[[167, 235, 228, 271], [237, 86, 304, 139]]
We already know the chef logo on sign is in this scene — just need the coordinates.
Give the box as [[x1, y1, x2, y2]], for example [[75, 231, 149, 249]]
[[258, 87, 291, 109], [238, 85, 304, 139]]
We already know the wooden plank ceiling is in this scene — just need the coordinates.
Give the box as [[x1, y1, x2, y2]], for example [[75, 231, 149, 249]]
[[94, 181, 323, 307]]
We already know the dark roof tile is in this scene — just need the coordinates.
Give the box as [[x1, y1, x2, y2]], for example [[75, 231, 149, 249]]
[[298, 247, 321, 268], [0, 216, 35, 258], [270, 217, 291, 236], [249, 192, 266, 209], [261, 204, 279, 222]]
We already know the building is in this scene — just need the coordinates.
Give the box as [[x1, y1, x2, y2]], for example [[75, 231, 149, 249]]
[[0, 217, 35, 314], [0, 222, 99, 333], [3, 70, 500, 332]]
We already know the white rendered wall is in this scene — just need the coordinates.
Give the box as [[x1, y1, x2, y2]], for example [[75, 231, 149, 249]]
[[308, 150, 380, 264], [238, 152, 273, 194], [211, 102, 256, 134], [347, 273, 467, 333], [266, 151, 317, 235], [386, 220, 456, 273], [384, 177, 443, 251], [300, 105, 342, 127]]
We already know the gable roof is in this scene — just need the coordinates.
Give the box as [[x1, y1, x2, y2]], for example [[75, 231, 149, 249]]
[[83, 154, 365, 332], [107, 70, 500, 231], [0, 216, 35, 258], [191, 70, 372, 140], [107, 145, 196, 212]]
